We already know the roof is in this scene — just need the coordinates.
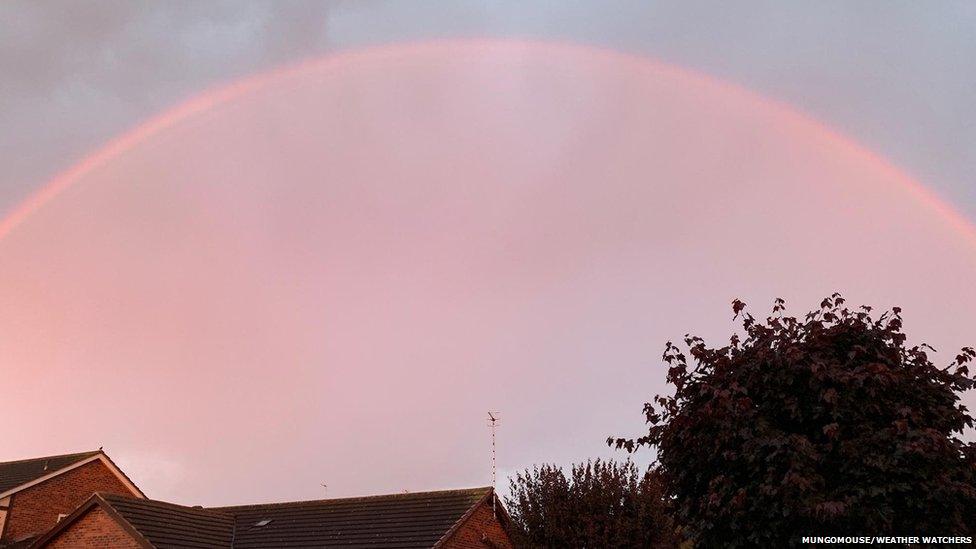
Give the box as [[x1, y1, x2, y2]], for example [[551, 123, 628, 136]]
[[33, 487, 499, 549], [99, 494, 234, 548], [0, 451, 101, 494], [213, 487, 494, 548]]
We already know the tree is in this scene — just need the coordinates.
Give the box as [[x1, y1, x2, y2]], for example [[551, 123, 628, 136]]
[[505, 459, 678, 548], [611, 295, 976, 546]]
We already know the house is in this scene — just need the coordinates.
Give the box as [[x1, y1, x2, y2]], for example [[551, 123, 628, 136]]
[[0, 451, 144, 548], [31, 487, 514, 548], [0, 450, 514, 548]]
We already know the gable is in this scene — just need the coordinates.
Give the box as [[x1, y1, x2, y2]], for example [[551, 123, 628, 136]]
[[0, 453, 143, 501], [31, 487, 513, 549], [98, 495, 234, 548], [436, 498, 514, 548], [1, 459, 140, 544], [0, 453, 100, 495], [40, 506, 144, 549]]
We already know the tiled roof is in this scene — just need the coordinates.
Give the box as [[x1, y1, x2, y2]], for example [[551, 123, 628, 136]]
[[100, 494, 235, 548], [0, 451, 100, 494], [213, 487, 492, 548], [46, 487, 495, 548]]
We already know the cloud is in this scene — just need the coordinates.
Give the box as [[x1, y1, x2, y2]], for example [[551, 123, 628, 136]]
[[3, 2, 976, 225], [0, 42, 972, 504], [0, 1, 335, 208]]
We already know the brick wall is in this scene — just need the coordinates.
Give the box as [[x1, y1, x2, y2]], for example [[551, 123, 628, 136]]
[[442, 499, 514, 549], [1, 459, 136, 543], [42, 506, 142, 549]]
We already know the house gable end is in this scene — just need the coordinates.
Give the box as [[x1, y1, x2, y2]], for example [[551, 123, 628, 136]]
[[29, 495, 152, 549], [2, 458, 143, 544], [0, 453, 144, 501], [435, 492, 514, 549]]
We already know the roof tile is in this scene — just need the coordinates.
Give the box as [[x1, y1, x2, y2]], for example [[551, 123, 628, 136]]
[[0, 451, 100, 494], [96, 487, 492, 549]]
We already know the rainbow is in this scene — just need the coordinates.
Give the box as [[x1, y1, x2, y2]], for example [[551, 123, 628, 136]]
[[3, 39, 973, 246]]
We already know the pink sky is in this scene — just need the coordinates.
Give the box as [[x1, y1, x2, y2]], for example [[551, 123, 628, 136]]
[[1, 40, 974, 506]]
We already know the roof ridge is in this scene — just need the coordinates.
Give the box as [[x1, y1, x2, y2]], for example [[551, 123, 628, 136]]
[[210, 486, 493, 510], [101, 493, 234, 517], [0, 450, 100, 466]]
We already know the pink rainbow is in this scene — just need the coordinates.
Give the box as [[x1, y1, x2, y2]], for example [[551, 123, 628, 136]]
[[2, 39, 974, 247]]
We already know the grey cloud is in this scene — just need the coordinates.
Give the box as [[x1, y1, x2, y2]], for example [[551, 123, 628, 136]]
[[0, 0, 336, 207], [1, 1, 975, 219]]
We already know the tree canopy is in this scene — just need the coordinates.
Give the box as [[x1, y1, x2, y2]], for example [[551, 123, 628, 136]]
[[611, 295, 976, 546], [505, 459, 677, 548]]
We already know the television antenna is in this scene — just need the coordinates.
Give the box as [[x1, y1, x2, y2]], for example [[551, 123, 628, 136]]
[[487, 411, 500, 516]]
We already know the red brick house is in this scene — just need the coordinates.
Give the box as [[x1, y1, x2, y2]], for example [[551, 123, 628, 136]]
[[0, 451, 145, 548], [32, 487, 514, 548], [1, 450, 513, 548]]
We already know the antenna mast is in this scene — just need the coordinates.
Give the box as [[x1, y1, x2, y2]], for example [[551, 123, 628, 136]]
[[487, 411, 500, 516]]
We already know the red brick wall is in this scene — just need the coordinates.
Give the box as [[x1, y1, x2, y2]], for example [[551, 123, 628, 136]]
[[42, 506, 143, 549], [1, 459, 137, 543], [442, 499, 514, 549]]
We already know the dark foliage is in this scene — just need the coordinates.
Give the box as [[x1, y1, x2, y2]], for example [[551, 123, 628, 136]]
[[505, 459, 678, 548], [611, 295, 976, 546]]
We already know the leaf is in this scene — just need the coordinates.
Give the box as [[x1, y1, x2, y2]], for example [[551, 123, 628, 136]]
[[615, 294, 976, 545], [732, 299, 746, 319]]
